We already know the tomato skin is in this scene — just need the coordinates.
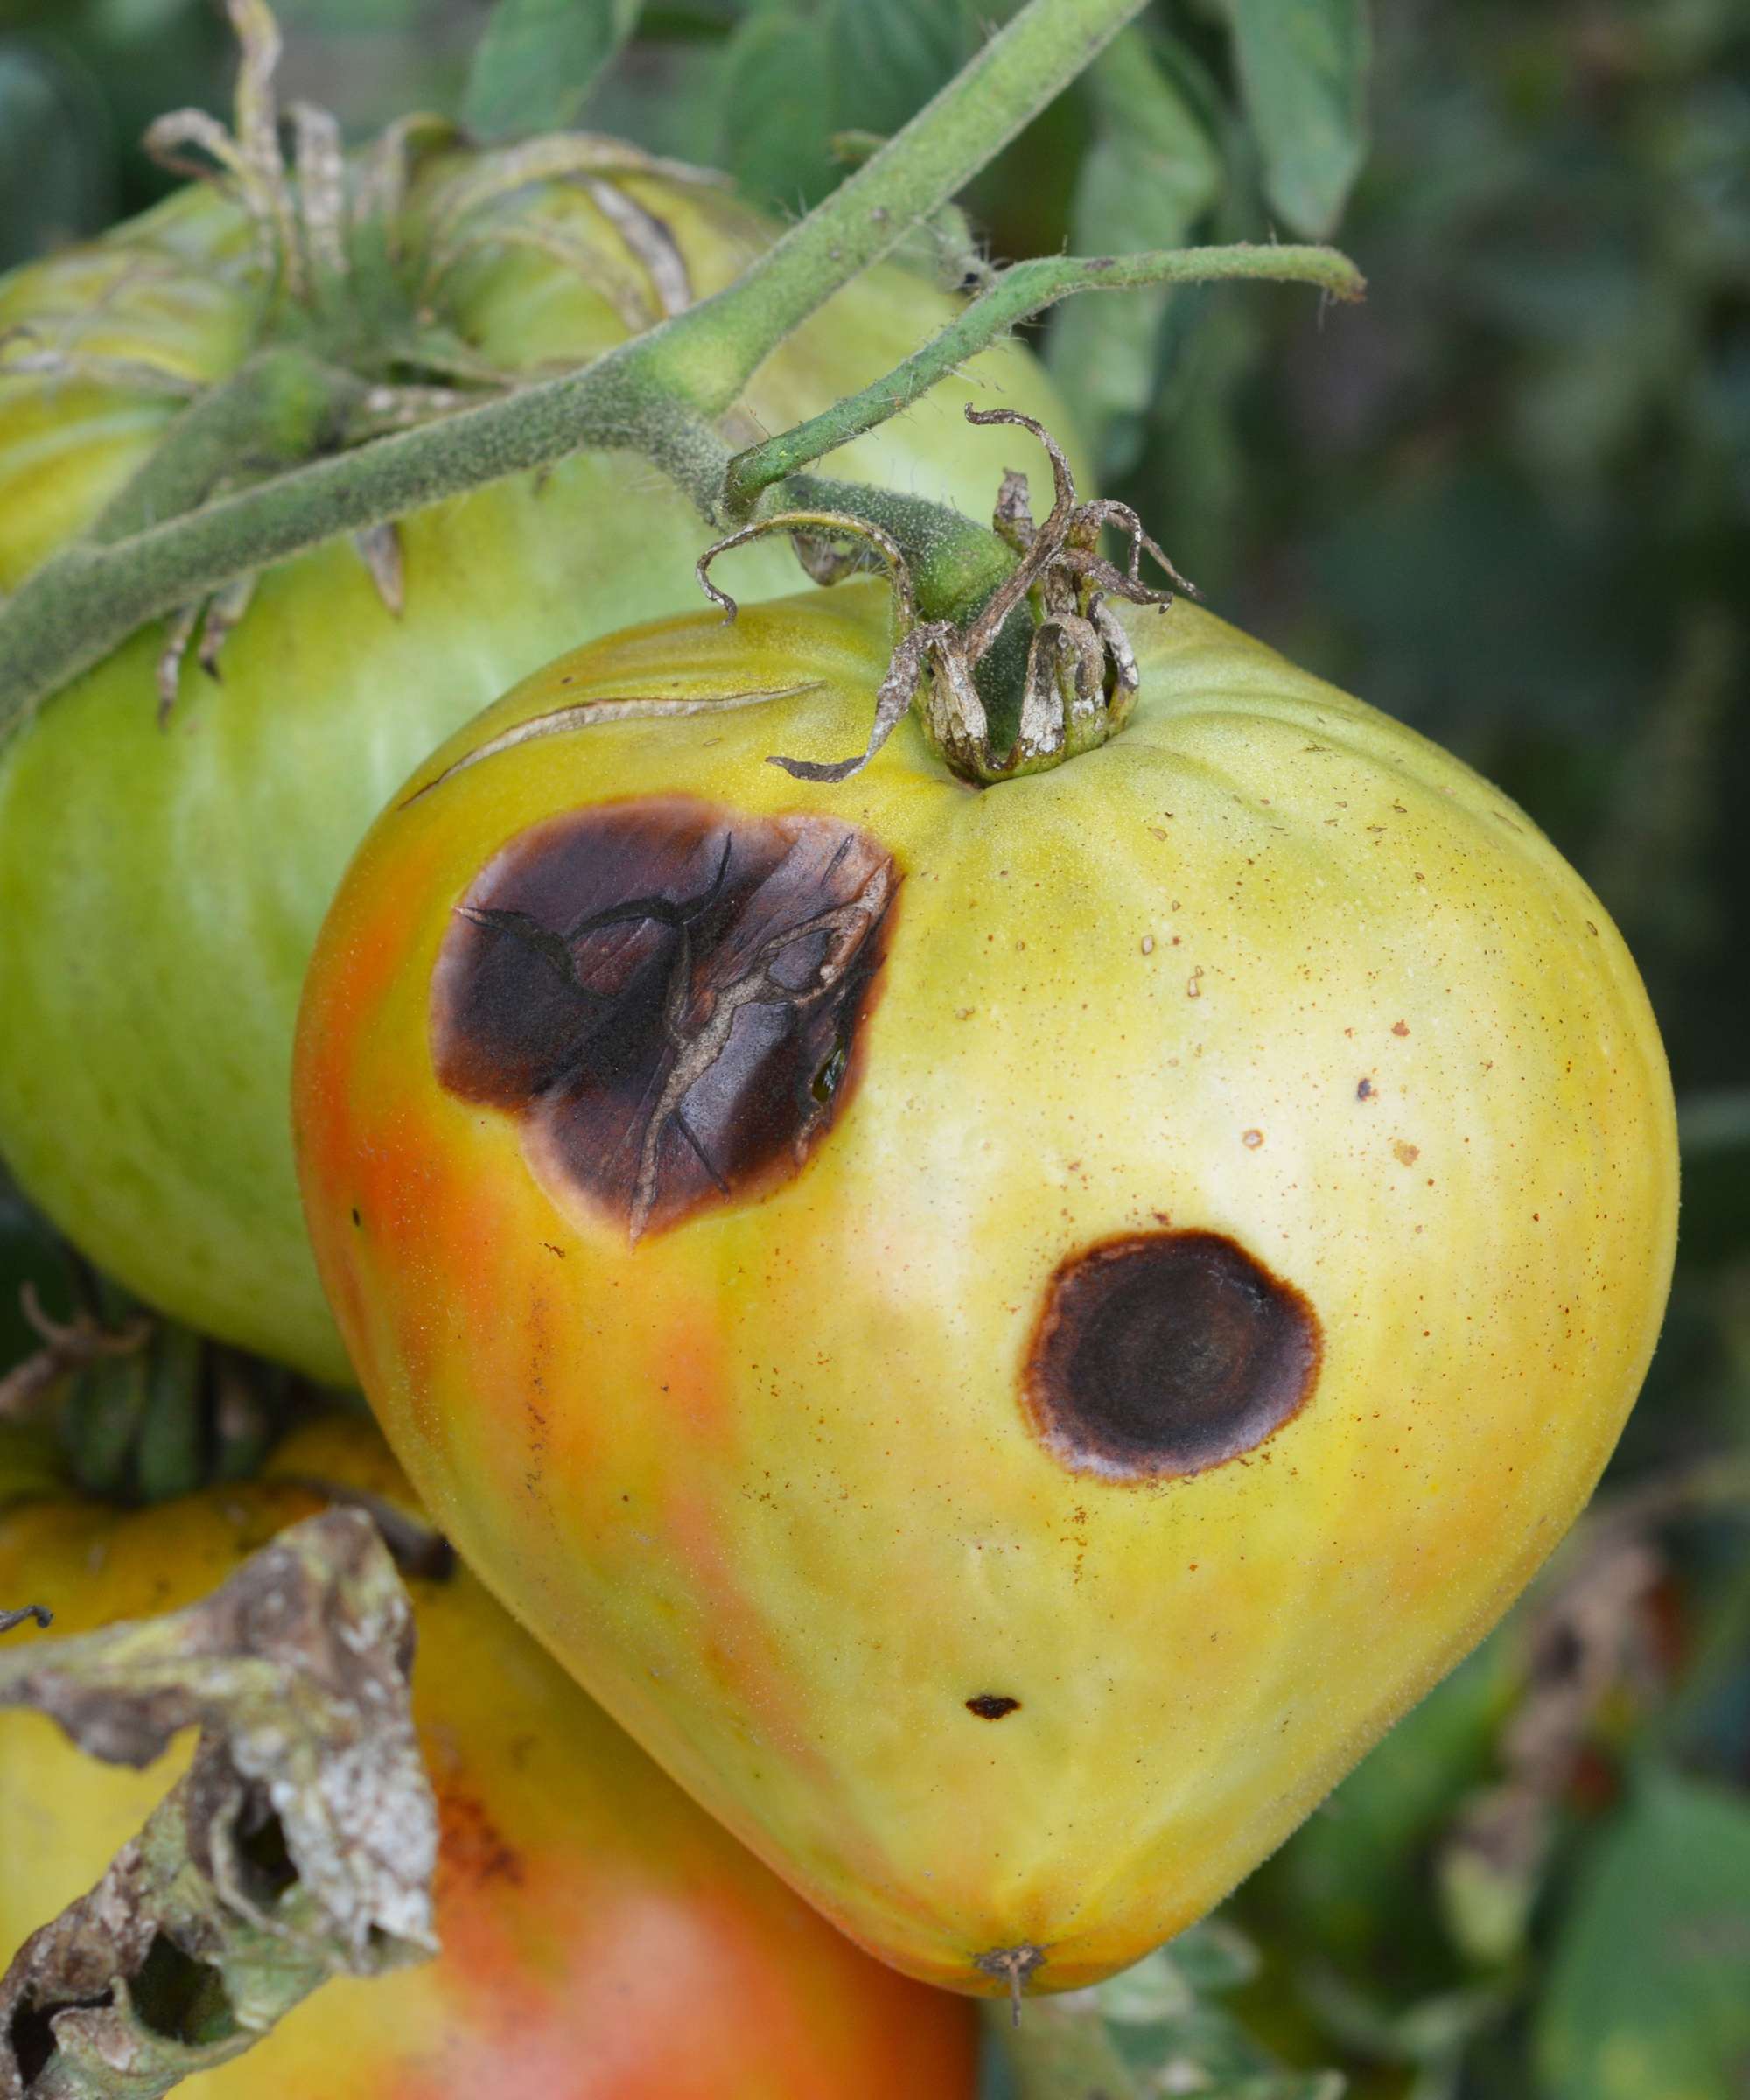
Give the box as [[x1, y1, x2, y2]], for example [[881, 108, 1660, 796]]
[[0, 164, 1084, 1386], [292, 582, 1676, 1994], [0, 1413, 976, 2100]]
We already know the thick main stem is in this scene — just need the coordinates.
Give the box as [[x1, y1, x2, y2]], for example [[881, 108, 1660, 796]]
[[634, 0, 1150, 415], [91, 349, 367, 543]]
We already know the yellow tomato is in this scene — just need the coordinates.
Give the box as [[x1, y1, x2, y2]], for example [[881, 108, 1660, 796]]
[[293, 581, 1676, 1995]]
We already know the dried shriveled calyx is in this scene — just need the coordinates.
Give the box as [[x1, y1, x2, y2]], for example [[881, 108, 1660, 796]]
[[697, 408, 1198, 786], [0, 1509, 437, 2100]]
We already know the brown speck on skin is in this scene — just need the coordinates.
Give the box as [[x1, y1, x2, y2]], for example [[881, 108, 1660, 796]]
[[1023, 1230, 1321, 1481], [430, 795, 897, 1241], [1357, 1078, 1374, 1100], [1242, 1129, 1264, 1149], [966, 1694, 1021, 1719], [350, 1208, 361, 1227], [1394, 1141, 1421, 1166], [1392, 1020, 1410, 1036]]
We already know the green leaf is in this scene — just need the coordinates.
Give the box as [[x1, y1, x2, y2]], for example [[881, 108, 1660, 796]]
[[0, 36, 113, 270], [463, 0, 645, 143], [993, 1922, 1343, 2100], [721, 0, 981, 216], [719, 4, 835, 213], [1224, 0, 1368, 238], [824, 0, 979, 142], [1536, 1774, 1750, 2100], [1257, 1632, 1517, 1977], [1046, 27, 1222, 479]]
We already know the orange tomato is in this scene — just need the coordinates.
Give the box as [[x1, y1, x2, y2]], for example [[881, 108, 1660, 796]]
[[0, 1413, 976, 2098]]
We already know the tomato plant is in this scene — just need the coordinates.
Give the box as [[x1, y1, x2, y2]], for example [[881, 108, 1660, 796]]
[[0, 1410, 977, 2099], [0, 13, 1082, 1388], [290, 542, 1676, 1998]]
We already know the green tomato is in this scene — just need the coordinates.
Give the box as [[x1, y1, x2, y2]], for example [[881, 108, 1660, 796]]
[[0, 156, 1083, 1385]]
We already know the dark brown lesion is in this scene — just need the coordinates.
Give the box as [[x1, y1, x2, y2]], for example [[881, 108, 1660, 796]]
[[1023, 1231, 1321, 1480], [430, 795, 898, 1241]]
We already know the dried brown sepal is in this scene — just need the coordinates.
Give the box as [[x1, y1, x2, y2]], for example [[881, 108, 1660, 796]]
[[0, 1285, 152, 1424], [1435, 1522, 1665, 1964], [155, 605, 200, 726], [699, 410, 1198, 788], [1432, 1460, 1750, 1964], [0, 1508, 438, 2100], [196, 575, 257, 681], [352, 522, 404, 619], [974, 1942, 1046, 2027]]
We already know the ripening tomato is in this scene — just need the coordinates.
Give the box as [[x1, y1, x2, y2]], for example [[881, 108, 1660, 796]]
[[0, 122, 1083, 1386], [293, 579, 1676, 1997], [0, 1412, 976, 2099]]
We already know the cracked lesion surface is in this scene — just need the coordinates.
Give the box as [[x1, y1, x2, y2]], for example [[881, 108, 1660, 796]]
[[430, 795, 898, 1241], [1024, 1231, 1321, 1480]]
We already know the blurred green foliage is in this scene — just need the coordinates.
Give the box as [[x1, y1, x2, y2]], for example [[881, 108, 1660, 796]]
[[3, 0, 1749, 2093]]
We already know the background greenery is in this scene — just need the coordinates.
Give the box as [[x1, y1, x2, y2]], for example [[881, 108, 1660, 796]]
[[2, 1, 1747, 2095]]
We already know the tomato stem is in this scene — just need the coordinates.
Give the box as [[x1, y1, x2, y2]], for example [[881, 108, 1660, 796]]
[[723, 242, 1366, 518], [0, 0, 1158, 737], [90, 349, 368, 546]]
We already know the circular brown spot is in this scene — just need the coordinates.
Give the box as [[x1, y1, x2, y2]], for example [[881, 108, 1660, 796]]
[[430, 795, 897, 1240], [1023, 1231, 1320, 1480]]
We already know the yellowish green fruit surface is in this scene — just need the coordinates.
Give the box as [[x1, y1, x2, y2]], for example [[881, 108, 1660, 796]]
[[293, 580, 1676, 1994]]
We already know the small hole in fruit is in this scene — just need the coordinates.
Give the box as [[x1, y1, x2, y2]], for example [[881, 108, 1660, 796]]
[[1023, 1230, 1321, 1480], [966, 1694, 1020, 1719]]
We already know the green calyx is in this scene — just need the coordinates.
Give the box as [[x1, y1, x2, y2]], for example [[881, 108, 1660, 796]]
[[1, 1270, 298, 1508]]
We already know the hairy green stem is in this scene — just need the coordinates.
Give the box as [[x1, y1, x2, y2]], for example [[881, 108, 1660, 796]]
[[634, 0, 1151, 414], [727, 243, 1366, 514], [0, 0, 1151, 737], [780, 474, 1018, 619], [0, 366, 728, 732], [91, 348, 367, 544]]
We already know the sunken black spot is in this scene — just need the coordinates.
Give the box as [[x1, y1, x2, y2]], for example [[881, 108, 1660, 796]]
[[1024, 1230, 1320, 1480], [967, 1694, 1021, 1719], [430, 795, 897, 1238]]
